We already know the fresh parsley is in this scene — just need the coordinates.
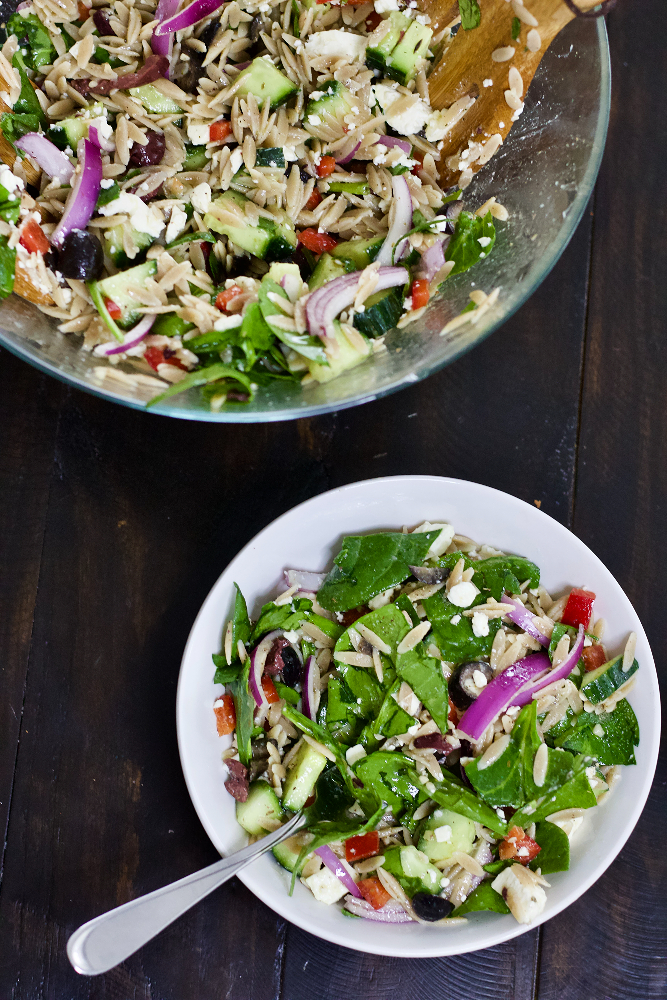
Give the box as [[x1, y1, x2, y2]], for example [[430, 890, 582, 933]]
[[459, 0, 481, 31], [512, 16, 521, 41]]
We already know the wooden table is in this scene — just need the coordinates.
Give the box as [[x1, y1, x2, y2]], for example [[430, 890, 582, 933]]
[[1, 2, 665, 997]]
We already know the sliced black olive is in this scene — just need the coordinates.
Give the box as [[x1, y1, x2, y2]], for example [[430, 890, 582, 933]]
[[93, 8, 113, 35], [249, 14, 263, 42], [281, 646, 302, 688], [53, 229, 104, 280], [173, 52, 205, 93], [199, 17, 222, 47], [129, 130, 166, 167], [412, 893, 454, 921], [409, 564, 449, 585], [448, 661, 494, 712]]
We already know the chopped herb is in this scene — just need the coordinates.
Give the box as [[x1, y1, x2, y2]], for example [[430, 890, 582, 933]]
[[458, 0, 481, 31], [512, 16, 521, 40]]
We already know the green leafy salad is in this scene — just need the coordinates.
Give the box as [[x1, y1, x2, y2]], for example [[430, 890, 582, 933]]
[[212, 521, 640, 925]]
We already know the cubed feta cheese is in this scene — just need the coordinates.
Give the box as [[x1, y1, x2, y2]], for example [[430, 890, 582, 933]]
[[187, 121, 210, 145], [303, 864, 350, 904], [471, 612, 490, 638], [304, 30, 367, 62], [372, 84, 430, 136], [190, 182, 212, 215], [434, 824, 452, 843], [448, 581, 480, 608], [165, 204, 188, 244], [491, 865, 547, 924], [345, 744, 367, 766]]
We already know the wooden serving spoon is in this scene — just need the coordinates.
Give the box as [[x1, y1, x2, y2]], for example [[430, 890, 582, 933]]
[[422, 0, 615, 187]]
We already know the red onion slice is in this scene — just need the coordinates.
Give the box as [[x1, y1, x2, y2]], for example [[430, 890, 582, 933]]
[[302, 654, 319, 721], [249, 629, 284, 708], [343, 896, 413, 922], [305, 265, 408, 342], [510, 625, 585, 707], [152, 0, 179, 66], [154, 0, 225, 37], [418, 237, 449, 283], [376, 173, 412, 266], [100, 315, 156, 355], [284, 569, 326, 593], [335, 140, 361, 165], [315, 845, 361, 897], [502, 593, 550, 647], [457, 651, 551, 740], [88, 120, 115, 153], [15, 133, 74, 184], [376, 135, 411, 156], [51, 138, 102, 248]]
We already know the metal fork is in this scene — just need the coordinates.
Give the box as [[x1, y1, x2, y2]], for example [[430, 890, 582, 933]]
[[67, 811, 305, 976]]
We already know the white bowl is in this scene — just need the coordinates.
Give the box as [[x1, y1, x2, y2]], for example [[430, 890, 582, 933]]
[[176, 476, 660, 957]]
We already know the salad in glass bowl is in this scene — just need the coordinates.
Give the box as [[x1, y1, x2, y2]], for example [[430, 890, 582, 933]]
[[211, 520, 640, 927]]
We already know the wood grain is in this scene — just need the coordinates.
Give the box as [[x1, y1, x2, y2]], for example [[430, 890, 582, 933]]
[[537, 2, 667, 996]]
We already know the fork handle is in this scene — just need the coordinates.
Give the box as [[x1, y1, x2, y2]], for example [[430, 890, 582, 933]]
[[67, 814, 304, 976]]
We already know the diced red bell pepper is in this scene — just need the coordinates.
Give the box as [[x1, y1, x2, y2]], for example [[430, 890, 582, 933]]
[[317, 155, 336, 178], [214, 694, 236, 735], [305, 187, 322, 211], [499, 826, 541, 865], [19, 219, 50, 255], [144, 346, 186, 372], [410, 279, 430, 310], [345, 830, 380, 863], [357, 876, 392, 910], [581, 643, 607, 672], [561, 587, 596, 629], [104, 297, 122, 320], [297, 228, 337, 254], [365, 11, 382, 30], [215, 285, 243, 311], [210, 119, 232, 142], [261, 675, 280, 704]]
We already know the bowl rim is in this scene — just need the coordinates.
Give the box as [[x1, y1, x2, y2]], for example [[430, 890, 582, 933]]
[[176, 474, 660, 957], [0, 22, 611, 423]]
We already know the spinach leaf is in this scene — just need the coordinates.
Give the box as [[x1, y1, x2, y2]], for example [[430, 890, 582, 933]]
[[274, 680, 300, 705], [456, 881, 510, 915], [249, 597, 313, 641], [0, 185, 20, 225], [146, 363, 253, 408], [513, 751, 597, 826], [552, 698, 639, 765], [511, 16, 521, 40], [306, 763, 354, 822], [531, 820, 570, 874], [0, 236, 16, 299], [359, 679, 413, 750], [548, 623, 587, 686], [423, 590, 501, 664], [458, 0, 481, 30], [213, 583, 251, 682], [0, 112, 41, 151], [7, 13, 56, 70], [354, 751, 426, 816], [258, 278, 326, 363], [445, 211, 495, 276], [229, 657, 254, 766], [429, 772, 507, 836], [465, 703, 542, 808], [472, 555, 540, 601], [96, 182, 121, 209], [395, 592, 419, 626], [12, 51, 45, 123], [336, 602, 412, 656], [241, 300, 275, 354], [395, 644, 449, 733], [318, 531, 440, 612]]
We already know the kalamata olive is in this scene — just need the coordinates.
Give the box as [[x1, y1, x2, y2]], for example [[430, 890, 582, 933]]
[[281, 646, 302, 688], [448, 660, 494, 712], [409, 564, 449, 585], [412, 893, 454, 922], [299, 167, 311, 184], [129, 130, 166, 167], [53, 229, 104, 280], [249, 14, 263, 42], [199, 17, 221, 47], [173, 52, 204, 93], [93, 8, 113, 35]]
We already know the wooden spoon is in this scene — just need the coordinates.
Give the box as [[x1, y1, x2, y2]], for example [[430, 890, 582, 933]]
[[422, 0, 614, 187]]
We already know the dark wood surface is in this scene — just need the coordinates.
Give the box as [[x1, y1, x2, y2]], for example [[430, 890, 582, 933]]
[[1, 2, 665, 997]]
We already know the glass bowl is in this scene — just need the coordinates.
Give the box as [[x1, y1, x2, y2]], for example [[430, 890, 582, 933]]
[[0, 19, 610, 422]]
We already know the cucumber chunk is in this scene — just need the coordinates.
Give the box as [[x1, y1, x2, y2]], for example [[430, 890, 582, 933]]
[[129, 83, 182, 114], [96, 259, 157, 328], [103, 223, 154, 268], [417, 808, 476, 864], [204, 190, 297, 261], [580, 654, 639, 705], [353, 285, 405, 339], [327, 180, 370, 196], [273, 832, 313, 874], [365, 12, 410, 74], [234, 57, 298, 110], [306, 320, 371, 383], [183, 143, 210, 170], [388, 21, 433, 85], [308, 252, 352, 291], [236, 780, 284, 836], [305, 80, 357, 135], [47, 102, 106, 151], [382, 844, 442, 895], [330, 236, 384, 269], [282, 741, 328, 811]]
